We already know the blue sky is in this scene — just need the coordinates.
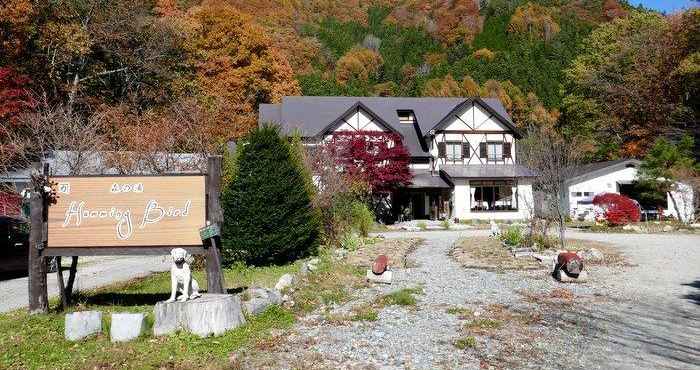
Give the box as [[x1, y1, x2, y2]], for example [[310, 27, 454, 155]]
[[629, 0, 698, 13]]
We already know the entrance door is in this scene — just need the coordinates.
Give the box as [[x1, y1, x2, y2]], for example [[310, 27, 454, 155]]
[[412, 193, 426, 219]]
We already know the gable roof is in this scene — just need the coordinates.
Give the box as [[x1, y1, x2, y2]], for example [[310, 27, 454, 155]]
[[321, 101, 400, 137], [566, 159, 641, 185], [430, 97, 521, 138], [259, 96, 516, 156]]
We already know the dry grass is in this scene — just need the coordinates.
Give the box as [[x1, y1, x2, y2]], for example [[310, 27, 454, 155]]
[[451, 236, 627, 271], [345, 237, 423, 268]]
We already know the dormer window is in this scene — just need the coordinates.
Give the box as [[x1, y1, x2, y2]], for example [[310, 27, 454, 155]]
[[397, 110, 415, 125]]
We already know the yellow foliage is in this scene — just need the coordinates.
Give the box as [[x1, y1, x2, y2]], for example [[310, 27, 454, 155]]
[[335, 47, 383, 85], [424, 52, 446, 66], [421, 74, 462, 97], [460, 75, 480, 96], [472, 48, 495, 61], [508, 3, 561, 41], [38, 22, 93, 62]]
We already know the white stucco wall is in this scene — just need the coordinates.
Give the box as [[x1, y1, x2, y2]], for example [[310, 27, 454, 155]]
[[566, 166, 696, 222], [452, 178, 534, 220]]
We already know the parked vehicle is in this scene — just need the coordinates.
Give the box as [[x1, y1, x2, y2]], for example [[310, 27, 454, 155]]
[[0, 216, 29, 274]]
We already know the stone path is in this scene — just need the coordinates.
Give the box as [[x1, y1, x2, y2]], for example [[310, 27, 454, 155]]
[[256, 230, 700, 369]]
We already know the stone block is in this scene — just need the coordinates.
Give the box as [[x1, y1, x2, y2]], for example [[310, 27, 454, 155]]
[[65, 311, 102, 341], [110, 313, 146, 342], [555, 269, 588, 283], [366, 269, 392, 284], [274, 274, 294, 291], [153, 294, 246, 337]]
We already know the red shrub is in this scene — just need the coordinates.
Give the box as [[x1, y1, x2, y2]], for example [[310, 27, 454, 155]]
[[592, 193, 641, 226]]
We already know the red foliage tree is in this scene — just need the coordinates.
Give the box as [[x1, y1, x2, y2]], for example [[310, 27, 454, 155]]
[[0, 67, 34, 126], [323, 131, 412, 193], [592, 193, 641, 226]]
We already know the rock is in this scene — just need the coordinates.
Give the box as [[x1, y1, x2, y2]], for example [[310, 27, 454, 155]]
[[690, 223, 700, 229], [65, 311, 102, 341], [274, 273, 294, 291], [366, 269, 392, 284], [622, 224, 642, 232], [663, 225, 674, 232], [307, 258, 320, 271], [401, 226, 420, 232], [244, 297, 272, 316], [110, 313, 146, 342], [511, 247, 535, 258], [153, 294, 246, 337], [333, 248, 348, 260], [300, 263, 311, 275]]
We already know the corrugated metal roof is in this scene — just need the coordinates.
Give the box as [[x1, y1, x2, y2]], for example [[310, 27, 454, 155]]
[[440, 164, 537, 178]]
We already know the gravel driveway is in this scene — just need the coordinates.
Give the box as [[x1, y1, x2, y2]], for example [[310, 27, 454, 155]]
[[0, 256, 169, 313], [261, 230, 699, 369]]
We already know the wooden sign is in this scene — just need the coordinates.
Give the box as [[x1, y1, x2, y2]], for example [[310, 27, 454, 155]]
[[47, 176, 206, 247]]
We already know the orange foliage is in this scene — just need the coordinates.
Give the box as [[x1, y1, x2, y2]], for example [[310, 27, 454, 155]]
[[472, 48, 495, 61], [387, 0, 483, 44], [0, 0, 34, 57], [335, 47, 384, 85], [182, 1, 300, 140], [602, 0, 627, 21], [508, 3, 560, 41], [460, 75, 480, 97]]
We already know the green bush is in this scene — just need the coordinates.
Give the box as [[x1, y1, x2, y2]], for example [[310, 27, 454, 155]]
[[351, 202, 374, 237], [441, 218, 451, 230], [329, 194, 375, 240], [526, 233, 558, 251], [417, 221, 427, 230], [500, 225, 524, 247], [339, 232, 361, 251], [220, 125, 321, 265]]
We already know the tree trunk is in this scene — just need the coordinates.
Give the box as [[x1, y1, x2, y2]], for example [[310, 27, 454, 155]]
[[56, 256, 67, 311], [65, 257, 78, 304], [668, 191, 683, 224], [557, 211, 566, 249]]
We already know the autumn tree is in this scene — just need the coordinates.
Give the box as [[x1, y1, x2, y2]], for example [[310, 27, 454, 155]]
[[563, 11, 695, 158], [508, 3, 560, 42], [335, 46, 384, 85], [183, 2, 300, 140]]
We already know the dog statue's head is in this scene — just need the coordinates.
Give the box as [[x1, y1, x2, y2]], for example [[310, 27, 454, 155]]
[[171, 248, 190, 266]]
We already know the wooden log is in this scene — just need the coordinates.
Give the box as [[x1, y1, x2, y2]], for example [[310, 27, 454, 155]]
[[28, 162, 48, 314], [205, 156, 225, 294]]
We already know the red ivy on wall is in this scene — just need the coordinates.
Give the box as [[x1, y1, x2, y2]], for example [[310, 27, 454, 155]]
[[323, 131, 412, 193], [592, 193, 641, 226]]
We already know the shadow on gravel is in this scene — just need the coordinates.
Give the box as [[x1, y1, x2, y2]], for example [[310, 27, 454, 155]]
[[681, 279, 700, 305], [557, 299, 700, 369]]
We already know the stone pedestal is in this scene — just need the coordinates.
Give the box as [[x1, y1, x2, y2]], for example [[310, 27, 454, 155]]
[[153, 294, 246, 337], [65, 311, 102, 341], [110, 313, 146, 342], [555, 269, 588, 283], [366, 269, 392, 284]]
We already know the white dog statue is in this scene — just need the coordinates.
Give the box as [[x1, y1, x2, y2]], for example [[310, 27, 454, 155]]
[[166, 248, 201, 302]]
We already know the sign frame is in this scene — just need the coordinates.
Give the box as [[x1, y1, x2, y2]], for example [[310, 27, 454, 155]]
[[28, 156, 226, 313]]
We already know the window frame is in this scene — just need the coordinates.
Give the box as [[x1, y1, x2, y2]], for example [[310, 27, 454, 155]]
[[486, 141, 504, 162], [445, 141, 463, 161], [470, 180, 518, 212]]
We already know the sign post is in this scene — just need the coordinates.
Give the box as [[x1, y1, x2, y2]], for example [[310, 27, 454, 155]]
[[28, 163, 49, 314], [205, 156, 225, 294]]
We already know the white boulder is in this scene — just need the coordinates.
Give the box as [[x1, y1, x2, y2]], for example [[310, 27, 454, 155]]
[[65, 311, 102, 341], [274, 274, 294, 291], [110, 313, 146, 342]]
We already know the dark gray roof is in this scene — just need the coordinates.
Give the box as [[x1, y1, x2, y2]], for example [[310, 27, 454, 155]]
[[440, 164, 537, 179], [566, 159, 641, 184], [259, 96, 515, 156], [407, 170, 451, 189]]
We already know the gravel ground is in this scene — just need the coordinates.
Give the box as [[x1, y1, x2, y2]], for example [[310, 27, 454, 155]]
[[0, 255, 170, 313], [248, 230, 699, 369]]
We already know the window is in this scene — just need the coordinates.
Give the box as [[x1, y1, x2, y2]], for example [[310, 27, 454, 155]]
[[397, 110, 416, 125], [487, 142, 503, 161], [479, 142, 510, 161], [571, 192, 582, 197], [583, 192, 593, 197], [446, 142, 462, 160], [471, 180, 517, 211]]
